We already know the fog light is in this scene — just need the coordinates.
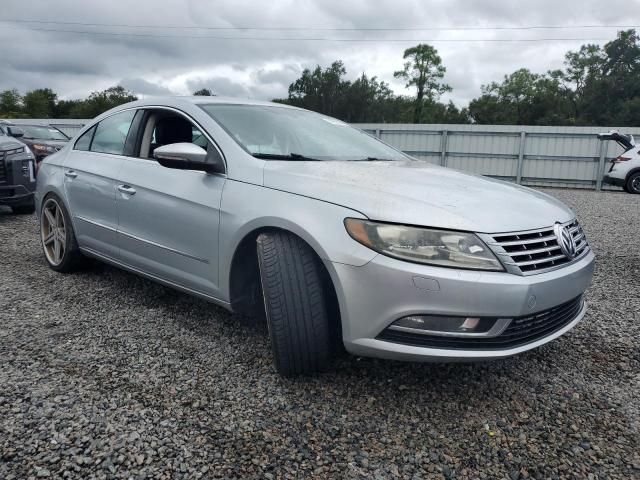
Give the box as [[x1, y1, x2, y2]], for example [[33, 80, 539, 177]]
[[389, 315, 510, 338]]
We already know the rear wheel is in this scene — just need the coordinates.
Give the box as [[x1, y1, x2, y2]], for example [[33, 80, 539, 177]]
[[256, 231, 333, 376], [625, 172, 640, 194], [40, 194, 84, 272]]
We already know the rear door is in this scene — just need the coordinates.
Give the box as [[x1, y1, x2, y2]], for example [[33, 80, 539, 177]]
[[115, 108, 226, 298], [63, 110, 137, 259]]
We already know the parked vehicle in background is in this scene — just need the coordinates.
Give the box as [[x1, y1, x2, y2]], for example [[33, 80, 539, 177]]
[[35, 97, 594, 376], [599, 130, 640, 194], [0, 124, 37, 214], [0, 122, 69, 166]]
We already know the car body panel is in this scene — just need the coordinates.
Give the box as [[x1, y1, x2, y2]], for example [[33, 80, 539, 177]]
[[263, 160, 574, 233], [62, 150, 123, 259]]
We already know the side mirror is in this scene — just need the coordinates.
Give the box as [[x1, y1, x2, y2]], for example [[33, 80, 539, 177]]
[[153, 143, 224, 174], [7, 126, 24, 138]]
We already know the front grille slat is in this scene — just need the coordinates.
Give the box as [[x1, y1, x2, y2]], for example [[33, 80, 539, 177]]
[[377, 296, 584, 350], [494, 234, 557, 247], [514, 253, 569, 267], [488, 220, 590, 275]]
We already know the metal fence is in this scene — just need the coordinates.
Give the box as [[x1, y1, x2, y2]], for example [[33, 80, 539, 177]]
[[9, 119, 638, 190], [355, 123, 640, 190]]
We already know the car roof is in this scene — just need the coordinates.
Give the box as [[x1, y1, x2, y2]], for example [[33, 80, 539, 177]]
[[130, 96, 297, 109]]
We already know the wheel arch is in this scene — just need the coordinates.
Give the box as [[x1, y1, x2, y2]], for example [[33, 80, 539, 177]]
[[625, 167, 640, 183], [227, 224, 343, 340]]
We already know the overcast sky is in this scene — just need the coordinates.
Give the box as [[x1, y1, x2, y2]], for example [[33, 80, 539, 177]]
[[1, 0, 640, 106]]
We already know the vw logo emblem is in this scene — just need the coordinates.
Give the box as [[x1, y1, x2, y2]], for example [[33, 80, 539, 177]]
[[554, 223, 577, 259]]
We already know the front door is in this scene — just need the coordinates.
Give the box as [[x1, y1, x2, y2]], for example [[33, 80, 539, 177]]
[[115, 110, 225, 298]]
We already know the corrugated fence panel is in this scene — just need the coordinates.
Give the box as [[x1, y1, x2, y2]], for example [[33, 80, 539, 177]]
[[356, 123, 640, 190]]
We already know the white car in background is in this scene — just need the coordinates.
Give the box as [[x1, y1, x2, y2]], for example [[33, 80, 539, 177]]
[[599, 130, 640, 194]]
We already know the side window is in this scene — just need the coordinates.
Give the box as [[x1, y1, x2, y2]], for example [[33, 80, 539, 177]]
[[90, 110, 136, 155], [74, 125, 96, 151], [140, 112, 212, 159]]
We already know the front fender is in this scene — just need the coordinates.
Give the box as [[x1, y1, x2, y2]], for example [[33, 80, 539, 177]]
[[218, 180, 377, 299]]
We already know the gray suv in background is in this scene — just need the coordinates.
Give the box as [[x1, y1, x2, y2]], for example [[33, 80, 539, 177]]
[[0, 121, 69, 165], [0, 123, 37, 214]]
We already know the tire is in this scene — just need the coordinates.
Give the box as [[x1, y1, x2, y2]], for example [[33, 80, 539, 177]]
[[625, 172, 640, 194], [11, 202, 35, 215], [256, 231, 333, 376], [40, 193, 84, 272]]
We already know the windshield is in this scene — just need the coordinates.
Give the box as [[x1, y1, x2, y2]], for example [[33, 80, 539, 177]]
[[21, 125, 69, 141], [201, 104, 407, 161]]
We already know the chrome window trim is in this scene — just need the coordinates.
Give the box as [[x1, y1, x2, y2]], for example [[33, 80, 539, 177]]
[[70, 105, 227, 174]]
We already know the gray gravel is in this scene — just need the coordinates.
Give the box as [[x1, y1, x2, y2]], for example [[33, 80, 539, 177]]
[[1, 188, 638, 479]]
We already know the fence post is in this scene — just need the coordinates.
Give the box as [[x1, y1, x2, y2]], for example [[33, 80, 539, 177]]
[[440, 130, 448, 167], [375, 128, 381, 138], [595, 140, 606, 191], [516, 131, 526, 184]]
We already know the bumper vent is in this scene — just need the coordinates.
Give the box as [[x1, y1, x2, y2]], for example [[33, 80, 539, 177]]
[[484, 220, 589, 275], [378, 296, 584, 350]]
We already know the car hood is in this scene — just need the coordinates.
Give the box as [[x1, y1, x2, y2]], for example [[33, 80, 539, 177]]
[[263, 160, 574, 233]]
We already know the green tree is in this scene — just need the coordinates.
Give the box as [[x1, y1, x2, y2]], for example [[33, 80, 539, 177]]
[[22, 88, 57, 118], [70, 86, 137, 118], [284, 61, 349, 117], [0, 89, 22, 117], [394, 44, 451, 123], [193, 88, 214, 96]]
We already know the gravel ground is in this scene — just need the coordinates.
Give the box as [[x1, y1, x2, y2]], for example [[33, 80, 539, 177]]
[[0, 188, 638, 480]]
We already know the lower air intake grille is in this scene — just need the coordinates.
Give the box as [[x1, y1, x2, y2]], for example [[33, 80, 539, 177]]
[[377, 296, 584, 350]]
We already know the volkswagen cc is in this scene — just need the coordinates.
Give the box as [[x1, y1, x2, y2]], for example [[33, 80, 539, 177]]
[[35, 97, 595, 376]]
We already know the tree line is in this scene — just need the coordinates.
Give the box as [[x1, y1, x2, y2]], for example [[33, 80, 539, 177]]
[[1, 29, 639, 126]]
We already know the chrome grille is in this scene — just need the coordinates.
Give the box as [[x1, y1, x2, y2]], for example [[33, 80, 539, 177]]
[[485, 220, 590, 275]]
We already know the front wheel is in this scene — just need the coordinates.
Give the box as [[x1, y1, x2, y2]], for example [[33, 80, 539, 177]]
[[625, 172, 640, 194], [256, 231, 333, 376]]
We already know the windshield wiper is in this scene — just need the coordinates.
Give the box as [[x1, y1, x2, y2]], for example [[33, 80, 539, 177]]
[[352, 156, 396, 161], [252, 152, 322, 161]]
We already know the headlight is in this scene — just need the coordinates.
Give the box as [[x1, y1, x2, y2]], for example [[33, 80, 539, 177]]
[[344, 218, 503, 271], [33, 144, 55, 153], [4, 146, 25, 155]]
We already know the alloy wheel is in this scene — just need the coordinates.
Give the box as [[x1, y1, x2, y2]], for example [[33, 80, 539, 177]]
[[41, 198, 66, 266], [632, 175, 640, 193]]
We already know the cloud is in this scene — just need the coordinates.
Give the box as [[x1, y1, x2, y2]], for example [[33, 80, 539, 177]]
[[0, 0, 638, 105], [119, 78, 176, 96]]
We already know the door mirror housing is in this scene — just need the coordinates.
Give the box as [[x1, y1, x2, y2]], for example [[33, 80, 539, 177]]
[[7, 126, 24, 138], [153, 143, 224, 174]]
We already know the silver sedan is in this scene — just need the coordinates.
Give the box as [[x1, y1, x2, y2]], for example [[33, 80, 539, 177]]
[[35, 97, 595, 376]]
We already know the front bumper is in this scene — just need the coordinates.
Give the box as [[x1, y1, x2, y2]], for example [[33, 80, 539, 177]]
[[328, 250, 595, 362], [0, 185, 35, 206]]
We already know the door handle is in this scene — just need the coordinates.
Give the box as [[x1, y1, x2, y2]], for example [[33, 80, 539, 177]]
[[117, 185, 136, 195], [64, 170, 78, 179]]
